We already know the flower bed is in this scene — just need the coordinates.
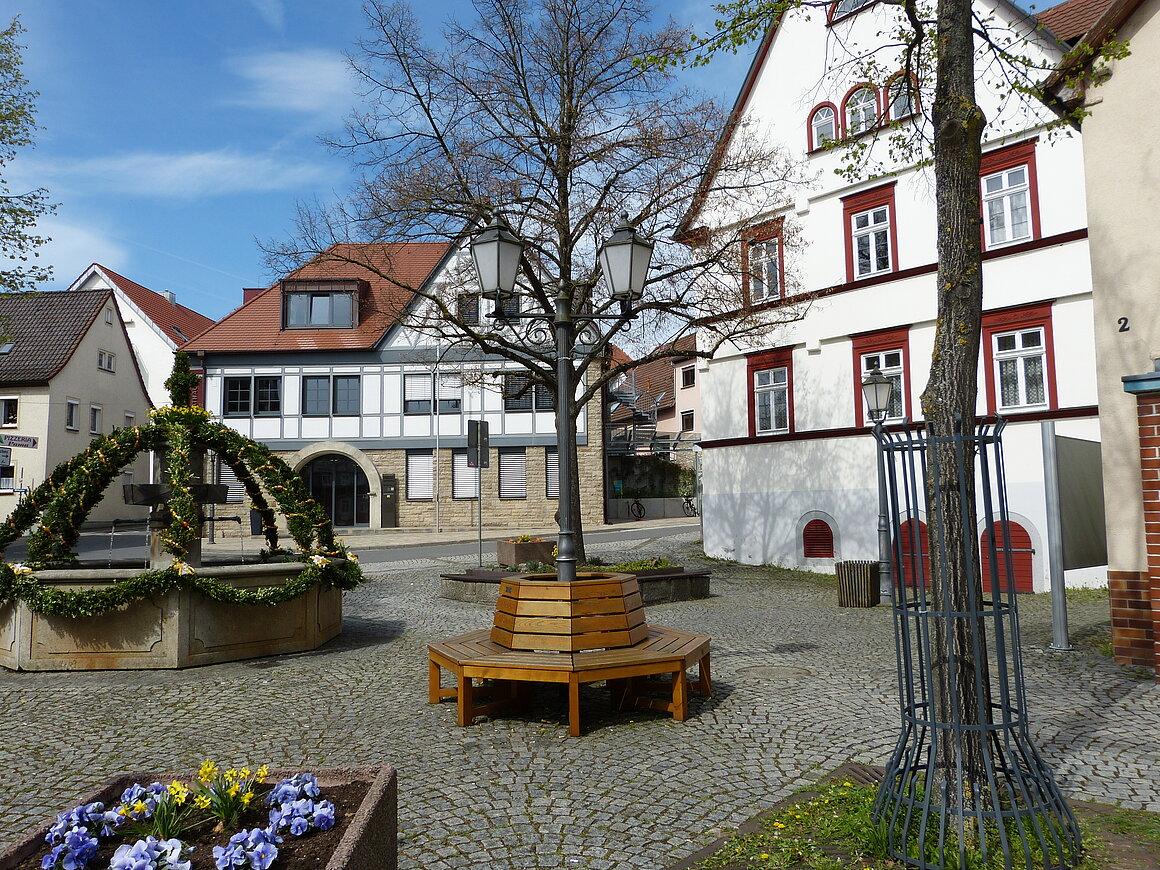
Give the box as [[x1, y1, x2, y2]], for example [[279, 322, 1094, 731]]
[[495, 537, 556, 568], [0, 765, 397, 870]]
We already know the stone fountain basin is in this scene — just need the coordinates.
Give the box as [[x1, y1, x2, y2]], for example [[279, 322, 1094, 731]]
[[0, 561, 343, 671]]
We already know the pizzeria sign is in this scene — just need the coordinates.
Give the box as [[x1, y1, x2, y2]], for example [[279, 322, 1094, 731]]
[[0, 433, 38, 449]]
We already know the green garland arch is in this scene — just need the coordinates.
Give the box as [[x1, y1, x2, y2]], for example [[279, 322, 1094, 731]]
[[0, 405, 362, 619]]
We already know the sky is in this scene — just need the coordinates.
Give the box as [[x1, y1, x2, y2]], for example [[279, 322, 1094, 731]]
[[4, 0, 756, 322]]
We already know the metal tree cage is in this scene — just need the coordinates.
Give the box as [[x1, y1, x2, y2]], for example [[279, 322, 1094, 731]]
[[872, 419, 1081, 870]]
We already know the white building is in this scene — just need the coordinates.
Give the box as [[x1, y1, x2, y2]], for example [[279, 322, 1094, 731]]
[[0, 290, 152, 524], [66, 264, 215, 408], [684, 0, 1105, 590]]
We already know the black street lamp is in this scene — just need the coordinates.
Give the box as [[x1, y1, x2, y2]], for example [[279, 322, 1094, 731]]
[[470, 214, 654, 583], [861, 365, 895, 603]]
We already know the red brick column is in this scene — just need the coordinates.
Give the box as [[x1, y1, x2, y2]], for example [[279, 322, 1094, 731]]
[[1123, 395, 1160, 675]]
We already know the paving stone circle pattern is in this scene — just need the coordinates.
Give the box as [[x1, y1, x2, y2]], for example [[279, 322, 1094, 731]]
[[3, 532, 1158, 868]]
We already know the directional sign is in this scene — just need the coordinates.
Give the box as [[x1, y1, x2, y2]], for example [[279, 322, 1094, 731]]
[[0, 433, 37, 449], [467, 419, 490, 468], [0, 448, 9, 467]]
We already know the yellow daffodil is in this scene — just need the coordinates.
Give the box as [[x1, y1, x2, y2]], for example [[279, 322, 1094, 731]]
[[198, 760, 217, 783], [194, 795, 211, 810], [256, 765, 269, 781], [228, 783, 240, 797], [225, 768, 238, 781], [309, 554, 330, 567], [241, 791, 254, 805], [172, 560, 195, 576], [132, 801, 147, 815], [240, 767, 250, 778]]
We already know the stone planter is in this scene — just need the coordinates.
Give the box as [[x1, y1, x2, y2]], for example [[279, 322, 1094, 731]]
[[439, 566, 710, 605], [0, 765, 397, 870], [0, 561, 344, 671], [496, 538, 556, 567]]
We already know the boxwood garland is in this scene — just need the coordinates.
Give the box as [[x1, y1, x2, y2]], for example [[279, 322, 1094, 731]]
[[0, 405, 362, 619]]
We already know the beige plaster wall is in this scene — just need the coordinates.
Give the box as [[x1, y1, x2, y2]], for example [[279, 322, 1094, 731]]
[[1082, 0, 1160, 574]]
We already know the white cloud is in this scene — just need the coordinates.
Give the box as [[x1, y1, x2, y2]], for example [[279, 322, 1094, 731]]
[[26, 149, 337, 200], [247, 0, 286, 32], [226, 48, 352, 116]]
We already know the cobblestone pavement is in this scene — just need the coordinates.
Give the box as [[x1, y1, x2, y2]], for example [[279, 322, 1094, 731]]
[[3, 533, 1159, 868]]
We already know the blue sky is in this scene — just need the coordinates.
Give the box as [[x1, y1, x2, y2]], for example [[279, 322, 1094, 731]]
[[6, 0, 755, 321]]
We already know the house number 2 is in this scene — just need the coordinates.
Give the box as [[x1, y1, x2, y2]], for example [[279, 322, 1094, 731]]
[[1118, 317, 1130, 332]]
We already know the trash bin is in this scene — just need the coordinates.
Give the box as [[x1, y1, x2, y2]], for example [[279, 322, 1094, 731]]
[[249, 509, 263, 536], [835, 560, 879, 607]]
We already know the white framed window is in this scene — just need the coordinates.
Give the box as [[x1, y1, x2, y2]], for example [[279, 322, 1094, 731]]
[[90, 404, 103, 435], [748, 237, 781, 302], [452, 450, 479, 499], [994, 327, 1046, 409], [123, 412, 135, 430], [982, 166, 1031, 248], [833, 0, 875, 16], [545, 447, 559, 498], [852, 206, 891, 277], [0, 398, 17, 427], [97, 350, 116, 372], [810, 105, 836, 149], [861, 350, 905, 421], [754, 367, 789, 434], [681, 366, 695, 389], [403, 374, 433, 415], [498, 447, 527, 499], [66, 399, 79, 431], [0, 465, 13, 491], [681, 410, 695, 432], [437, 373, 463, 414], [405, 449, 434, 500], [104, 307, 114, 324], [282, 287, 356, 328], [845, 87, 877, 136]]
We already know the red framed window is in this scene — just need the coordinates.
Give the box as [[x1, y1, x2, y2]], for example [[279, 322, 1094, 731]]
[[981, 302, 1057, 415], [742, 218, 785, 305], [802, 519, 835, 558], [828, 0, 878, 24], [885, 73, 918, 121], [746, 347, 794, 437], [980, 139, 1040, 249], [842, 84, 880, 137], [851, 326, 911, 426], [841, 182, 898, 283], [808, 103, 838, 152]]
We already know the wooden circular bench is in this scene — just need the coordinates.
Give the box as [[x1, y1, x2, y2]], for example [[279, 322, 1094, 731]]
[[428, 573, 711, 736]]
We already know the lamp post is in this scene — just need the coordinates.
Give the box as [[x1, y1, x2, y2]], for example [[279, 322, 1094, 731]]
[[470, 214, 653, 583], [861, 366, 895, 603]]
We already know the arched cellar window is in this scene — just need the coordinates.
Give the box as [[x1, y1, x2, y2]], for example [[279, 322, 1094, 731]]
[[802, 519, 835, 558]]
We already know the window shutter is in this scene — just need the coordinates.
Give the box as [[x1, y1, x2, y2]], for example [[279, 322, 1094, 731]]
[[217, 461, 246, 503], [406, 449, 434, 500], [405, 373, 432, 400], [498, 447, 527, 499], [545, 447, 559, 498], [802, 519, 834, 558], [452, 449, 479, 498]]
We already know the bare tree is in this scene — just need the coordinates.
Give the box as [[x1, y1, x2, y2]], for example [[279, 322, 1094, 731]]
[[266, 0, 810, 559], [676, 0, 1120, 850]]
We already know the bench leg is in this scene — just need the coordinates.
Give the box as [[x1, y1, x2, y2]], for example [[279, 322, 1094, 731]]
[[672, 668, 689, 721], [429, 659, 442, 704], [568, 675, 581, 737], [695, 652, 712, 697], [456, 673, 473, 726]]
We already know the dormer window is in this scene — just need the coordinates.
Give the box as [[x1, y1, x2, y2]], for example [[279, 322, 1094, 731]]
[[281, 280, 361, 329], [830, 0, 875, 22]]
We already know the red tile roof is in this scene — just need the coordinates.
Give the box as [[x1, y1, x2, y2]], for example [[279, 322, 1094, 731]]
[[183, 242, 451, 354], [611, 334, 697, 421], [95, 264, 215, 346], [1038, 0, 1116, 41]]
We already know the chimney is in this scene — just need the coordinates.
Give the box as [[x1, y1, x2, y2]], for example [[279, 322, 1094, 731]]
[[243, 287, 265, 305], [162, 289, 177, 305]]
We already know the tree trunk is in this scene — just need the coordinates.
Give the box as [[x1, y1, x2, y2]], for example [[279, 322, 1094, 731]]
[[919, 0, 991, 806]]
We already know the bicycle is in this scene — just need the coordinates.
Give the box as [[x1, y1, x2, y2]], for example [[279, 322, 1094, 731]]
[[681, 495, 699, 517], [628, 498, 646, 519]]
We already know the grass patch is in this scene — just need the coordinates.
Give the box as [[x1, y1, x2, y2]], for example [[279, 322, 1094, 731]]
[[688, 780, 1160, 870]]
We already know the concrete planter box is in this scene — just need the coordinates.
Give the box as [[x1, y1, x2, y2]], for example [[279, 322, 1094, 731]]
[[496, 538, 556, 567], [440, 566, 710, 605], [0, 561, 344, 671], [0, 765, 397, 870]]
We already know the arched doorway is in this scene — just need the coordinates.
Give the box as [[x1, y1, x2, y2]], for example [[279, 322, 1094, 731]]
[[980, 521, 1034, 593], [302, 454, 370, 527], [898, 517, 930, 587]]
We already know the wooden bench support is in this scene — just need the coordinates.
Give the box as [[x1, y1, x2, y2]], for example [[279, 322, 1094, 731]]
[[428, 626, 711, 736]]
